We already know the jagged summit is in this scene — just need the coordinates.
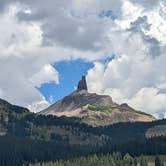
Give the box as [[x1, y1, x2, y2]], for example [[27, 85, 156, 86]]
[[40, 76, 155, 126], [77, 75, 88, 92], [41, 76, 113, 114]]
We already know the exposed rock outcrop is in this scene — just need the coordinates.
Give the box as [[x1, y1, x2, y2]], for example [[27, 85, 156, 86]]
[[77, 75, 88, 91], [41, 90, 114, 114], [40, 76, 156, 126]]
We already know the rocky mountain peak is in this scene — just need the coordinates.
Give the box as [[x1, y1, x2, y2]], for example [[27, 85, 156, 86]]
[[77, 75, 88, 92], [40, 75, 155, 126]]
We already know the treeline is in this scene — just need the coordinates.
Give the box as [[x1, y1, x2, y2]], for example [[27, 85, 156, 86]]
[[0, 135, 166, 166], [27, 153, 165, 166], [0, 135, 97, 166], [8, 112, 166, 143], [1, 105, 166, 166]]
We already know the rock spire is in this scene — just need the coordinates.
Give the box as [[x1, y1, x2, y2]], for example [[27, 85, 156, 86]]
[[77, 75, 88, 91]]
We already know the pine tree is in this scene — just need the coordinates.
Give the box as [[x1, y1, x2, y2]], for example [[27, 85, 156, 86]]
[[155, 156, 164, 166], [140, 155, 148, 166], [134, 158, 137, 166], [123, 153, 134, 166]]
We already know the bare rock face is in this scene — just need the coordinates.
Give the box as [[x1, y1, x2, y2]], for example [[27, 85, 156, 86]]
[[77, 76, 88, 91], [40, 76, 156, 126], [42, 90, 114, 114], [41, 76, 113, 114]]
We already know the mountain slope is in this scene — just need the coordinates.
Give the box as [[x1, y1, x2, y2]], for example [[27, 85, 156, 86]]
[[0, 97, 165, 143], [40, 76, 155, 126], [0, 97, 166, 166], [0, 98, 30, 136], [0, 97, 164, 146]]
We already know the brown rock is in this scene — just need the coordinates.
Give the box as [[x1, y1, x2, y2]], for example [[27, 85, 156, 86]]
[[40, 76, 156, 126], [77, 76, 88, 91]]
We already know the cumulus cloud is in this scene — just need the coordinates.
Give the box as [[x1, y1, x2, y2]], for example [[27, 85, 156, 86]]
[[0, 1, 109, 111], [0, 0, 166, 117], [128, 87, 166, 119], [87, 51, 166, 118], [15, 0, 117, 52], [30, 64, 59, 88], [129, 0, 162, 9], [86, 0, 166, 117]]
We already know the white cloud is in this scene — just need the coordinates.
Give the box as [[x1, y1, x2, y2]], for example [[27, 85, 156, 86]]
[[0, 2, 108, 111], [27, 98, 50, 113], [0, 0, 165, 118], [87, 46, 166, 118], [127, 87, 166, 119], [0, 4, 55, 111], [30, 64, 59, 88], [87, 62, 105, 94], [87, 50, 166, 118], [86, 0, 166, 118], [0, 4, 42, 57]]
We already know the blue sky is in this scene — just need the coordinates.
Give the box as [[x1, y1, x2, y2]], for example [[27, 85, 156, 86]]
[[38, 60, 93, 103]]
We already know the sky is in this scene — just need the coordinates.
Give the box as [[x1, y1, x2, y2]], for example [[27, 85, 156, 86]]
[[0, 0, 166, 118], [39, 59, 93, 103]]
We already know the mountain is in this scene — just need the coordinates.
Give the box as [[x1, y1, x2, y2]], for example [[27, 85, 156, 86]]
[[0, 98, 30, 136], [0, 97, 165, 144], [40, 76, 155, 126], [0, 97, 165, 146], [0, 97, 166, 166]]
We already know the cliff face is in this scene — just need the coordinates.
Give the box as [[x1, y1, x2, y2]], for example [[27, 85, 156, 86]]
[[77, 76, 88, 91], [41, 90, 114, 114], [40, 76, 156, 126]]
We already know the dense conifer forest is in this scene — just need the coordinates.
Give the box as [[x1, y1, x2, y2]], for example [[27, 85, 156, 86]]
[[1, 99, 166, 166]]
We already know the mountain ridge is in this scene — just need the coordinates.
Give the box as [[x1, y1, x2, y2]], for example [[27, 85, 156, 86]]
[[40, 76, 156, 126], [1, 96, 166, 166]]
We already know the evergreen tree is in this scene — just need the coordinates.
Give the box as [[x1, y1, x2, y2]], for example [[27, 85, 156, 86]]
[[134, 158, 137, 166], [140, 155, 148, 166], [123, 153, 134, 166], [155, 156, 163, 166]]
